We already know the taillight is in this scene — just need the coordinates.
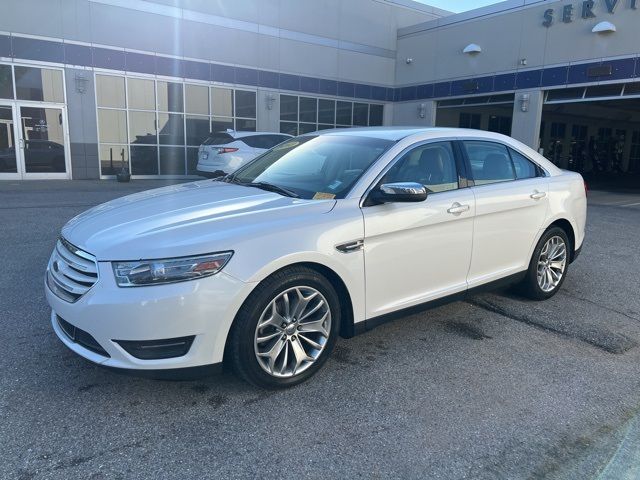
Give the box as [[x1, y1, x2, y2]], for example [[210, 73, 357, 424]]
[[584, 180, 588, 196], [217, 147, 239, 154]]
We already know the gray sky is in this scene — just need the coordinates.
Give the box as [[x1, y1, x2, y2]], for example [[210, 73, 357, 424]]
[[413, 0, 500, 13]]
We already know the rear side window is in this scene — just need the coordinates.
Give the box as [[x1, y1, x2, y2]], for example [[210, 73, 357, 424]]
[[463, 141, 515, 185], [203, 133, 234, 145], [509, 148, 541, 179]]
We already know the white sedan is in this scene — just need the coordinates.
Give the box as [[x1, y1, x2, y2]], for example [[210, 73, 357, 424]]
[[45, 127, 587, 388]]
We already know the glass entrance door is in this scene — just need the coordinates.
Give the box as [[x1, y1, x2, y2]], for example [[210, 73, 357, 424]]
[[0, 103, 19, 179], [18, 104, 69, 179]]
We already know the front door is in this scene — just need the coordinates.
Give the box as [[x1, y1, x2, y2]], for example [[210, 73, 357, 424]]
[[362, 140, 475, 319], [17, 104, 70, 179]]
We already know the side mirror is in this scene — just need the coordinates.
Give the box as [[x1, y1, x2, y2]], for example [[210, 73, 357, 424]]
[[368, 182, 427, 205]]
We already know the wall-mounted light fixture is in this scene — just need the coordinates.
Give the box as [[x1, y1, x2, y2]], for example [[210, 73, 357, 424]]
[[592, 21, 616, 33], [462, 43, 482, 55], [266, 93, 276, 110], [418, 103, 426, 119], [74, 73, 88, 94], [406, 57, 414, 64], [520, 93, 530, 112]]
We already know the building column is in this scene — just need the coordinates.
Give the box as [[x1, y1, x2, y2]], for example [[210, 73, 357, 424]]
[[391, 100, 436, 127], [510, 90, 543, 151]]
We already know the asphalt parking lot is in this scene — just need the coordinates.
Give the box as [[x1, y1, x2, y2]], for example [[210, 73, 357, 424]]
[[2, 180, 640, 480]]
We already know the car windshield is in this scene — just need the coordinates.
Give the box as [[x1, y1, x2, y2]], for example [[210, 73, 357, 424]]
[[227, 135, 394, 199]]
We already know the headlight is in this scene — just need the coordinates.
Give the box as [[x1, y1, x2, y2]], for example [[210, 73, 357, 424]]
[[112, 251, 233, 287]]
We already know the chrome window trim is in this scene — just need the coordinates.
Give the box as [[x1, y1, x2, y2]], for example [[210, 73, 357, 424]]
[[458, 138, 550, 179]]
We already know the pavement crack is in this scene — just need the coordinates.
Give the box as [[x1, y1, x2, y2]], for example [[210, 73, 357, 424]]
[[467, 297, 637, 355]]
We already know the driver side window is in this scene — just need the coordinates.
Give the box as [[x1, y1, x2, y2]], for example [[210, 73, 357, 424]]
[[382, 141, 459, 193]]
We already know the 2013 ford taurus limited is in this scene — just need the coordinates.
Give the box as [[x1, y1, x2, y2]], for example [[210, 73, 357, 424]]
[[45, 128, 587, 388]]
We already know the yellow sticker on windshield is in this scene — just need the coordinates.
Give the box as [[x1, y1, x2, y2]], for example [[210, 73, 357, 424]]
[[313, 192, 336, 200]]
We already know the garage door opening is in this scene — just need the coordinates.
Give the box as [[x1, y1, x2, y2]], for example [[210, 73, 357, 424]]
[[541, 87, 640, 190]]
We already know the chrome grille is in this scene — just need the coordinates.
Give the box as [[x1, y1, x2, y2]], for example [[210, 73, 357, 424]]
[[47, 238, 98, 303]]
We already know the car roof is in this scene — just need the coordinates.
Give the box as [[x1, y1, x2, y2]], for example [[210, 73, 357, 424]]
[[300, 127, 514, 143]]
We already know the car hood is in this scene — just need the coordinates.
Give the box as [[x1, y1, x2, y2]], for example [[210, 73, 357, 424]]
[[61, 180, 336, 261]]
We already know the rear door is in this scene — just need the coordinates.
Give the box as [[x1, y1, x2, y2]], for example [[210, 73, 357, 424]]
[[461, 140, 549, 287], [362, 140, 475, 318]]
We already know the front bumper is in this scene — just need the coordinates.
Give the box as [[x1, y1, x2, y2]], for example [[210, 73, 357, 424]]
[[46, 262, 257, 370]]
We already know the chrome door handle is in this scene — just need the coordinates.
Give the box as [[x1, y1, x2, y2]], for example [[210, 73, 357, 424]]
[[530, 191, 547, 200], [447, 202, 470, 215]]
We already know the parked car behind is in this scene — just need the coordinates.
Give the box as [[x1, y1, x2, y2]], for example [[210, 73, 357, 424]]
[[197, 130, 292, 177]]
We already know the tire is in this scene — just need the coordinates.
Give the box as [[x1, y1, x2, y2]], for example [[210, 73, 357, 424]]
[[518, 226, 570, 300], [228, 266, 341, 389]]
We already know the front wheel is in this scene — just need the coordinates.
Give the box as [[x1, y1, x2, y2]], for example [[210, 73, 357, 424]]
[[518, 227, 570, 300], [228, 266, 340, 389]]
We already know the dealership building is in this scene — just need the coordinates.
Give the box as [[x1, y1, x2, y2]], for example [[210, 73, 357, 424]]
[[1, 0, 639, 186]]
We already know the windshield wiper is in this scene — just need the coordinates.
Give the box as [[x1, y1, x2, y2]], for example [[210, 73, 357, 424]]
[[246, 181, 300, 198]]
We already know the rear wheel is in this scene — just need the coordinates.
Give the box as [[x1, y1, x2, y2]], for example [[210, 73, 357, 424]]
[[518, 226, 570, 300], [228, 266, 340, 388]]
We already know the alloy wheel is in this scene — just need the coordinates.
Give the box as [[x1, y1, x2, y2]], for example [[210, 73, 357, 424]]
[[254, 286, 331, 378], [536, 235, 567, 293]]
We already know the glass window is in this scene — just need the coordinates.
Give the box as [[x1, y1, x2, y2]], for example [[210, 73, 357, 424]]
[[299, 97, 317, 123], [509, 148, 540, 179], [15, 66, 64, 103], [157, 81, 183, 112], [464, 141, 515, 185], [187, 147, 200, 175], [211, 87, 233, 117], [369, 104, 383, 126], [280, 95, 298, 122], [232, 135, 394, 200], [98, 109, 127, 144], [235, 118, 256, 132], [317, 124, 334, 131], [211, 116, 233, 133], [99, 144, 128, 175], [382, 142, 458, 193], [130, 145, 158, 174], [235, 90, 256, 118], [96, 75, 125, 108], [336, 101, 352, 126], [353, 103, 368, 126], [129, 111, 157, 145], [318, 99, 335, 124], [280, 122, 298, 136], [157, 113, 185, 145], [299, 123, 317, 134], [185, 84, 209, 115], [127, 78, 155, 110], [159, 146, 185, 175], [0, 65, 13, 99], [186, 115, 210, 146]]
